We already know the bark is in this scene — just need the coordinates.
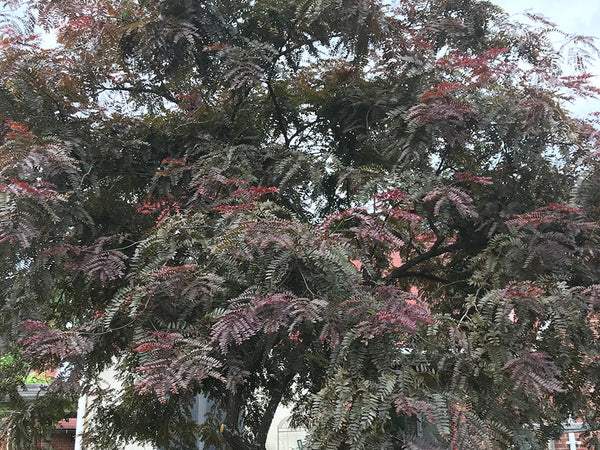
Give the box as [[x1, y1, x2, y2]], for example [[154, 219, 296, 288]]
[[255, 372, 296, 447], [385, 241, 463, 284]]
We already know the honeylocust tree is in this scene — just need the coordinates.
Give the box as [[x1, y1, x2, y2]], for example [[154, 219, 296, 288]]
[[0, 0, 599, 448]]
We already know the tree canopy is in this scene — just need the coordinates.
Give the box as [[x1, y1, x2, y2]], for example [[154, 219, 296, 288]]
[[0, 0, 599, 448]]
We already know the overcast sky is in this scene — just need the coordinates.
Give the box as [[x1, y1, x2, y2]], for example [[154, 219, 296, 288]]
[[496, 0, 600, 36], [494, 0, 600, 116]]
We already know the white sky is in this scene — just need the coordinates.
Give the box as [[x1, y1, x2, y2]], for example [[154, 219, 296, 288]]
[[495, 0, 600, 36], [495, 0, 600, 117]]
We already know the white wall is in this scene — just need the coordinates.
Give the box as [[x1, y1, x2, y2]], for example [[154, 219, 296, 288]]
[[265, 404, 306, 450]]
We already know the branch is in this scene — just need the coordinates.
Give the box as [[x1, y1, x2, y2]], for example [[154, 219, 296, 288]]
[[255, 372, 295, 446], [94, 85, 178, 104], [266, 80, 291, 146], [288, 117, 326, 145], [389, 271, 448, 284], [221, 427, 262, 450], [385, 241, 463, 284], [265, 39, 291, 147], [27, 72, 66, 119]]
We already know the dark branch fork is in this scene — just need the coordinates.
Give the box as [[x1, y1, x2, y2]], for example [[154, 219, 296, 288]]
[[385, 240, 463, 285]]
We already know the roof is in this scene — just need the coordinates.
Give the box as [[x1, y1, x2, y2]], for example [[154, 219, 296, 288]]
[[57, 418, 77, 430]]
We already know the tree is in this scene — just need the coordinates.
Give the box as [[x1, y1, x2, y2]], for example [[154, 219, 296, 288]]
[[0, 0, 599, 448]]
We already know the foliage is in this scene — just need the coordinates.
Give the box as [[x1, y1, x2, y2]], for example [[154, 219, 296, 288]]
[[0, 0, 599, 449]]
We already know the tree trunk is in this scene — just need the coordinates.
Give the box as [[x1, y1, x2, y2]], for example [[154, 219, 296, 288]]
[[255, 372, 296, 447]]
